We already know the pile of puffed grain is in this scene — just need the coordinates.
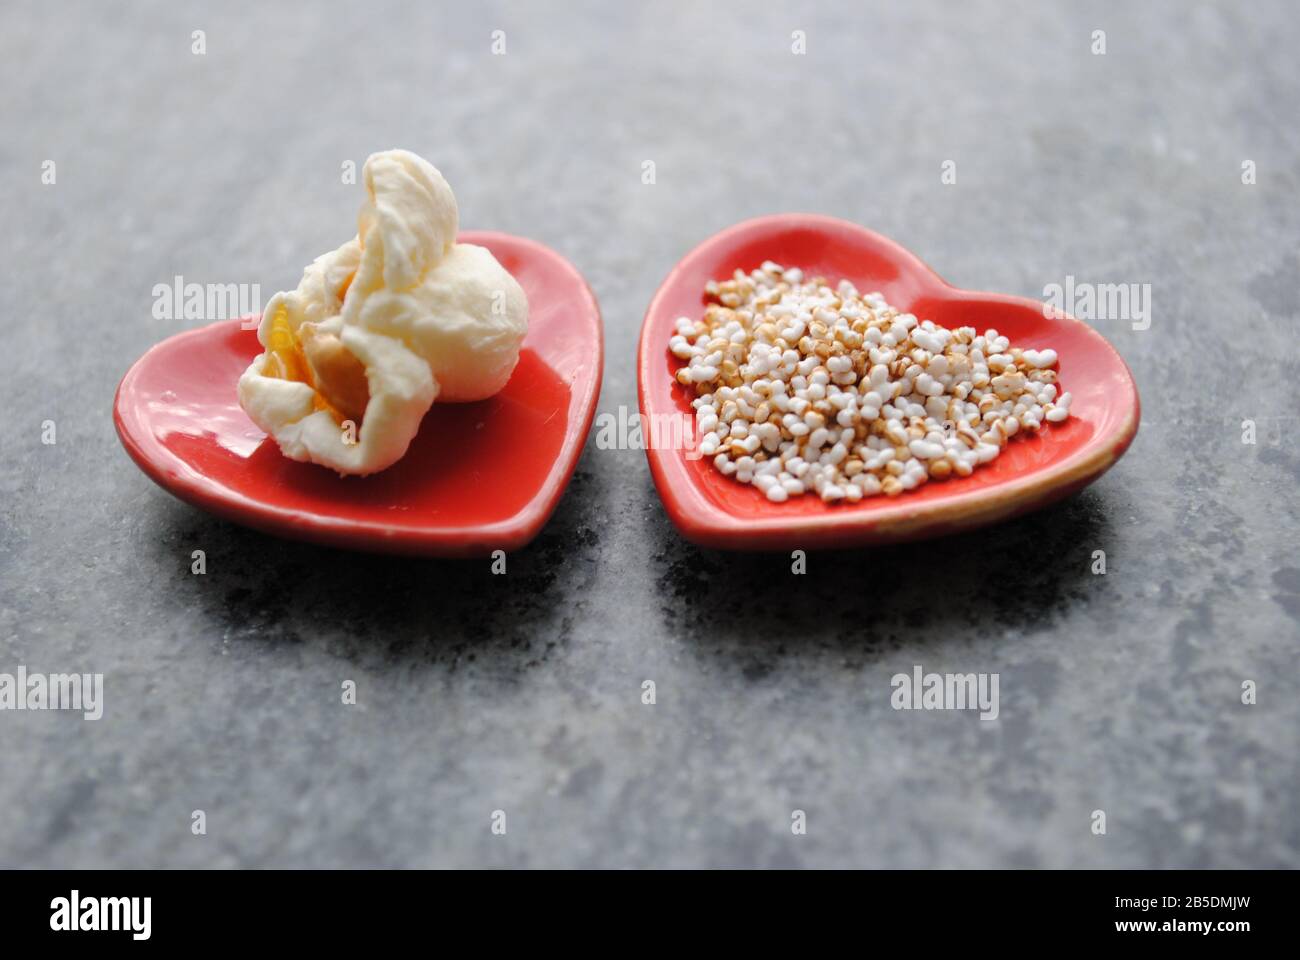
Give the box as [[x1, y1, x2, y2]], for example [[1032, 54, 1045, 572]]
[[670, 262, 1071, 503]]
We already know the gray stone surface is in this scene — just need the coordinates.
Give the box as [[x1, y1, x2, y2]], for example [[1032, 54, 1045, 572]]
[[2, 0, 1297, 869]]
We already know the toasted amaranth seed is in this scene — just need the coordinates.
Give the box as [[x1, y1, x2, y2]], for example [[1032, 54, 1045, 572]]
[[669, 262, 1072, 503]]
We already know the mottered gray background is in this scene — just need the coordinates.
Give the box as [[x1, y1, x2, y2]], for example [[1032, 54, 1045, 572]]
[[1, 0, 1297, 868]]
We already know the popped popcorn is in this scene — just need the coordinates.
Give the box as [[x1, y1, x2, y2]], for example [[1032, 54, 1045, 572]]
[[238, 149, 528, 476]]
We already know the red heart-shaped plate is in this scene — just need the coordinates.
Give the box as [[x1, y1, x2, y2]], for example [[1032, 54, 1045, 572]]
[[637, 214, 1139, 550], [115, 231, 602, 556]]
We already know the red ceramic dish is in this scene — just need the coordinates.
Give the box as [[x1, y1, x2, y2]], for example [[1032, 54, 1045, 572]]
[[637, 214, 1140, 551], [115, 231, 602, 556]]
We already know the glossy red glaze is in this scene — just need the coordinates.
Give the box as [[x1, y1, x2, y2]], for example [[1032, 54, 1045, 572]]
[[637, 214, 1140, 550], [115, 232, 602, 556]]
